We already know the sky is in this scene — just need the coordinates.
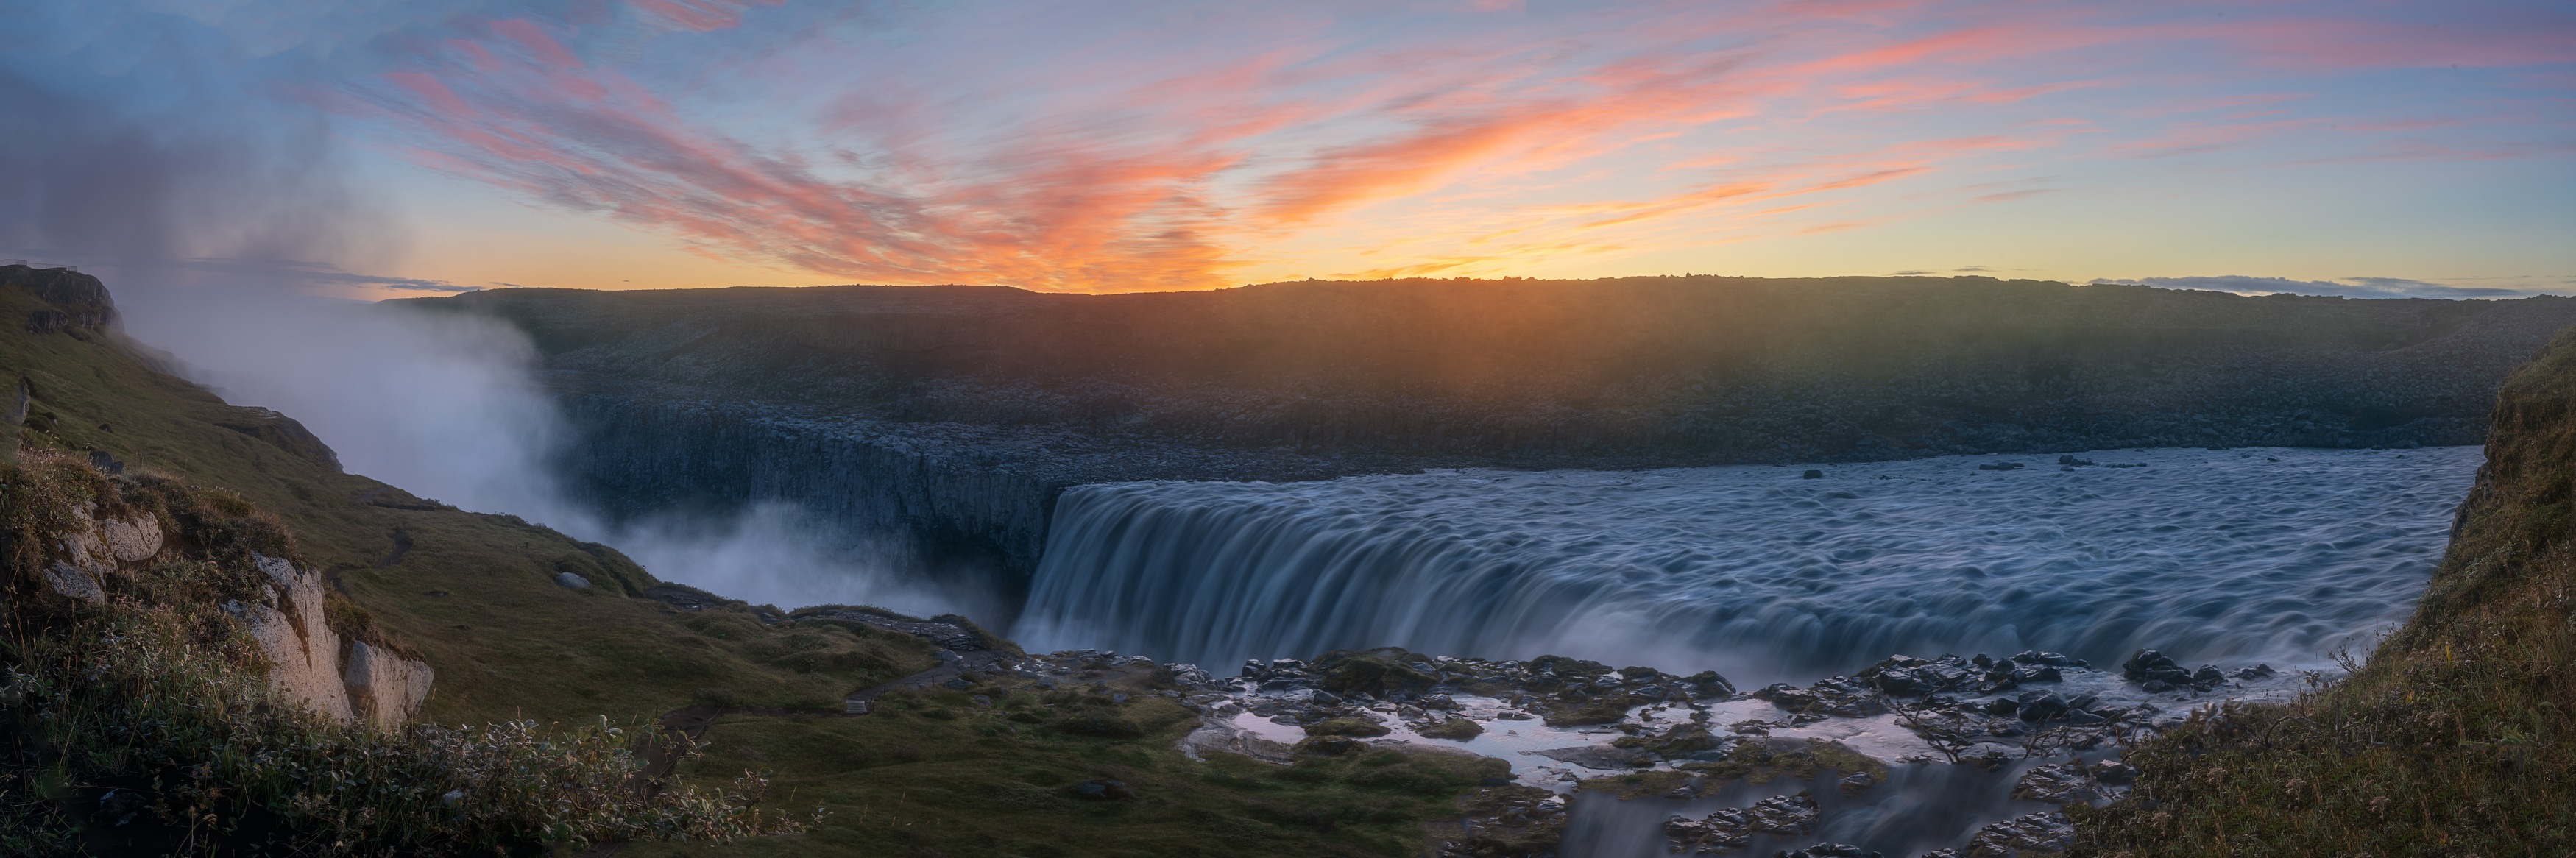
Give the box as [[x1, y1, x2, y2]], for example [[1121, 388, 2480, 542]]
[[1, 1, 2570, 299]]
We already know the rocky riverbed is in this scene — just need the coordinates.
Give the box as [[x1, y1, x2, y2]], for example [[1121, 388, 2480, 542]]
[[914, 640, 2308, 857]]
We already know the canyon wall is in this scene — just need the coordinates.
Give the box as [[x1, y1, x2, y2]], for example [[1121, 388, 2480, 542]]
[[425, 277, 2576, 587]]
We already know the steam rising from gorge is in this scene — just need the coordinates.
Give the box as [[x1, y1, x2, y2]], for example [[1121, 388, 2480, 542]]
[[113, 291, 992, 620]]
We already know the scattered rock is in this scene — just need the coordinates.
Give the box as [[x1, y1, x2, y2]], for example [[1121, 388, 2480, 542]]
[[1975, 461, 2025, 471], [2012, 762, 2107, 804], [2056, 455, 2095, 467], [1529, 745, 1654, 770], [1667, 793, 1821, 853], [1964, 811, 2073, 857], [2014, 691, 2068, 723], [2119, 649, 2218, 691], [2233, 664, 2277, 680], [1775, 844, 1880, 858]]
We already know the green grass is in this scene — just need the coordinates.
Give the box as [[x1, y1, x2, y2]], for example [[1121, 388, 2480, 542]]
[[623, 680, 1508, 858], [2070, 327, 2576, 856]]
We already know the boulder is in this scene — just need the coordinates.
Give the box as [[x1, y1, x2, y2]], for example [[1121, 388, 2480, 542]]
[[342, 639, 436, 728], [1965, 811, 2073, 857], [98, 514, 162, 561], [42, 561, 104, 604], [2120, 650, 2195, 686], [240, 555, 354, 723], [2014, 692, 2067, 723]]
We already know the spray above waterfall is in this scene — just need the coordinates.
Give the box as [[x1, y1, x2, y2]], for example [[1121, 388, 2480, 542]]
[[1015, 447, 2480, 683], [110, 291, 991, 620]]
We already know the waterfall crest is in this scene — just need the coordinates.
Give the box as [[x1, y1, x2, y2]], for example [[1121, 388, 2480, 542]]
[[1016, 447, 2480, 684]]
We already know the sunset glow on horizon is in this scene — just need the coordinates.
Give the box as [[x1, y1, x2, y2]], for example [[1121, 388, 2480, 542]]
[[4, 1, 2570, 299]]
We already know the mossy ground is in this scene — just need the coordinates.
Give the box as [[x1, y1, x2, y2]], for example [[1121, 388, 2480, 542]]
[[621, 679, 1509, 858], [2072, 328, 2576, 856]]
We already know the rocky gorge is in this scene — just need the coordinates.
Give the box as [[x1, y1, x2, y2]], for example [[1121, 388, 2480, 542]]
[[419, 276, 2576, 593]]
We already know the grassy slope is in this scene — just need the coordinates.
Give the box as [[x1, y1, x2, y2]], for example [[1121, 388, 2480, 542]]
[[8, 279, 1507, 857], [1, 282, 937, 728], [622, 679, 1511, 858], [2073, 328, 2576, 855]]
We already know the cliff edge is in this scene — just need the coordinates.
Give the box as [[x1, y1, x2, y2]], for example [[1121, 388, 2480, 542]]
[[2073, 326, 2576, 854]]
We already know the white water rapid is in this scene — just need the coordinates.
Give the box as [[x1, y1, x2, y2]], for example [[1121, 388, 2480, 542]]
[[1016, 447, 2480, 684]]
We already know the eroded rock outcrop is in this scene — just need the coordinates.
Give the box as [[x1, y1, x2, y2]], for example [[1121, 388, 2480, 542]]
[[38, 503, 161, 605], [233, 554, 434, 727]]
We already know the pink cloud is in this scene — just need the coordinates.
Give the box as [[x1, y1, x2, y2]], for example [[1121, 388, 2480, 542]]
[[341, 0, 2576, 291]]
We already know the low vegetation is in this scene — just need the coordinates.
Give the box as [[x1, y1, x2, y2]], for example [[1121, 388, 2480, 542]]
[[623, 680, 1507, 858], [2072, 328, 2576, 855], [0, 450, 807, 853]]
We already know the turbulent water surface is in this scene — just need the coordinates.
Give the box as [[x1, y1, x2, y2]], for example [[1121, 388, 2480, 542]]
[[1016, 447, 2480, 683]]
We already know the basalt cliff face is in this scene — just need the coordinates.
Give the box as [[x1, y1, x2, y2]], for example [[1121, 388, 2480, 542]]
[[420, 276, 2576, 585]]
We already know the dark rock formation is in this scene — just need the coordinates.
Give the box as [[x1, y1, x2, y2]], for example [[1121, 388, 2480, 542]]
[[3, 264, 114, 335]]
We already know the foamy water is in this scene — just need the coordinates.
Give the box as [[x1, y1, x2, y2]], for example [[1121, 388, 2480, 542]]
[[1016, 447, 2479, 684]]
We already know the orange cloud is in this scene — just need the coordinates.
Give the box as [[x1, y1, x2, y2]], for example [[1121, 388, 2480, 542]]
[[341, 0, 2575, 291]]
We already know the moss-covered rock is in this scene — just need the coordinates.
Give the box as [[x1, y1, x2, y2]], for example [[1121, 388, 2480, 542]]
[[1304, 716, 1393, 737], [1418, 717, 1484, 740]]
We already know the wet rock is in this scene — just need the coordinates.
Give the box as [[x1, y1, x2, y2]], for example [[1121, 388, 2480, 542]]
[[2012, 762, 2107, 804], [2057, 455, 2094, 467], [1838, 770, 1878, 795], [1982, 697, 2019, 717], [1776, 845, 1880, 858], [2120, 649, 2195, 686], [1746, 793, 1822, 834], [1919, 851, 1962, 858], [1802, 469, 1825, 479], [2234, 664, 2277, 680], [1965, 811, 2073, 856], [1681, 670, 1737, 698], [2193, 665, 2226, 686], [2014, 691, 2068, 723], [1419, 717, 1484, 740], [1529, 745, 1653, 770], [2088, 759, 2137, 784], [2010, 650, 2081, 667], [1667, 793, 1820, 853], [1975, 461, 2025, 471], [2008, 664, 2062, 684]]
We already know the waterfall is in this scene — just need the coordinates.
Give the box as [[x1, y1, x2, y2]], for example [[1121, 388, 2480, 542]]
[[1015, 447, 2480, 684]]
